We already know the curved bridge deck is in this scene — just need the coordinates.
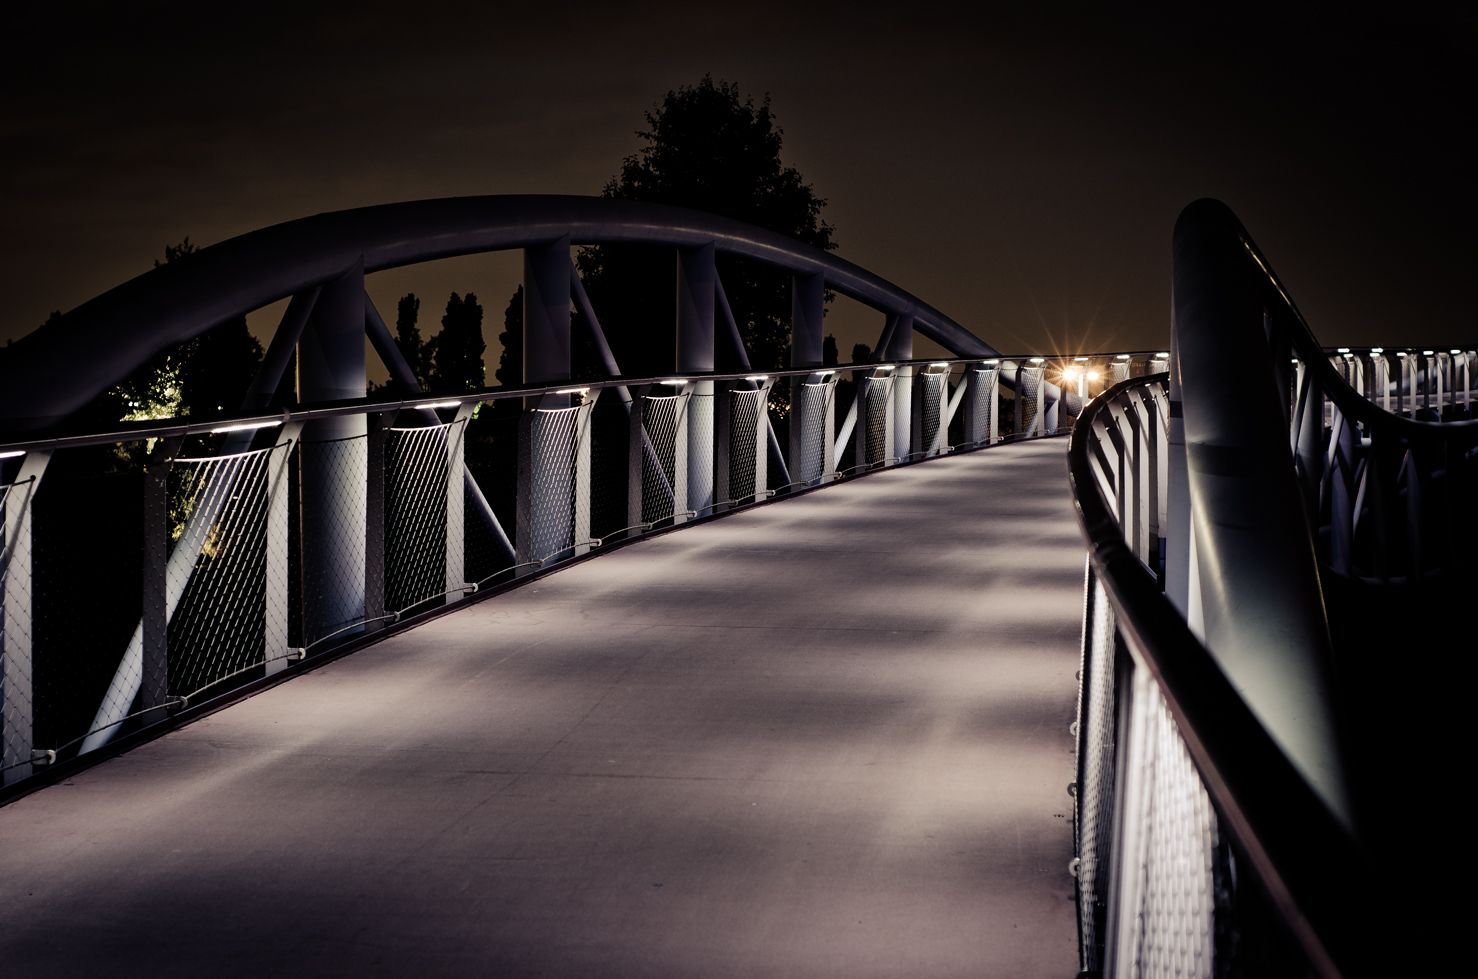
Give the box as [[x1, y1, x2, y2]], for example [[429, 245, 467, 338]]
[[0, 441, 1083, 978]]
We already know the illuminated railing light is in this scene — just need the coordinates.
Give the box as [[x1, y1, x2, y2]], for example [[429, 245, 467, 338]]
[[1371, 347, 1384, 353], [929, 362, 949, 369], [1153, 352, 1169, 358], [661, 379, 688, 386], [982, 360, 999, 366], [1337, 347, 1350, 353], [0, 449, 25, 459], [1087, 371, 1101, 381], [1397, 352, 1408, 358], [1029, 357, 1044, 364], [210, 420, 283, 434], [554, 387, 590, 395], [1422, 350, 1434, 356], [419, 400, 464, 409], [1452, 349, 1463, 355], [746, 375, 768, 381], [1115, 354, 1130, 361], [1075, 356, 1089, 362]]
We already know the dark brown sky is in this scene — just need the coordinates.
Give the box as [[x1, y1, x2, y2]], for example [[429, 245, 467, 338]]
[[3, 1, 1471, 376]]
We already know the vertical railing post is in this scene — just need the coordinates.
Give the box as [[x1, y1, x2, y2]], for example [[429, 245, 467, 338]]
[[445, 403, 473, 598], [298, 260, 367, 644], [789, 273, 825, 483], [627, 385, 651, 537], [265, 424, 302, 672], [2, 451, 50, 785], [890, 318, 914, 464], [141, 436, 182, 724], [364, 412, 389, 633], [672, 384, 692, 521], [678, 244, 715, 518], [573, 395, 595, 552], [753, 378, 774, 497], [713, 380, 732, 514], [519, 236, 573, 571]]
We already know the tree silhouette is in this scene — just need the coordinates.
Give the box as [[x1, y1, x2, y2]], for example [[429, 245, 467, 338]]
[[574, 76, 835, 378], [495, 286, 523, 389], [394, 293, 425, 388], [425, 292, 485, 393]]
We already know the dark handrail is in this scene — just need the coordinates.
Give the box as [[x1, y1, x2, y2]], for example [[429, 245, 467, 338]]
[[1069, 374, 1363, 979]]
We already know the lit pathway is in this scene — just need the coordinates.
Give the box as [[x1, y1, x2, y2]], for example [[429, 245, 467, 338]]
[[0, 440, 1084, 978]]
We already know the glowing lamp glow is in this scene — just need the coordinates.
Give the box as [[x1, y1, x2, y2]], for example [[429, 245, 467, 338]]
[[554, 388, 590, 395], [1423, 350, 1434, 356], [661, 379, 688, 386], [1115, 354, 1130, 361], [0, 450, 25, 459], [1029, 357, 1044, 364], [1370, 347, 1384, 353], [421, 400, 463, 409], [1087, 371, 1101, 381], [1154, 352, 1169, 358], [746, 375, 768, 381], [210, 420, 283, 434], [1337, 348, 1350, 353]]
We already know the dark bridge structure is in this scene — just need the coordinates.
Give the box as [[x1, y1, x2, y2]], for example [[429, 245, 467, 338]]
[[0, 196, 1471, 977]]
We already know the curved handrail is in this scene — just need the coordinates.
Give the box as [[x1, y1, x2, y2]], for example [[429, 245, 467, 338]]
[[1070, 374, 1363, 979], [0, 195, 996, 429], [1236, 212, 1478, 436]]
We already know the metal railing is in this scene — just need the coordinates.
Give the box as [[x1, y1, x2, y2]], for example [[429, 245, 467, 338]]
[[0, 350, 1147, 791], [1068, 199, 1478, 978]]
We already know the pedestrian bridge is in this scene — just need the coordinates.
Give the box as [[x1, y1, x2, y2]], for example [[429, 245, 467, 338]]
[[0, 197, 1472, 977], [0, 440, 1084, 977]]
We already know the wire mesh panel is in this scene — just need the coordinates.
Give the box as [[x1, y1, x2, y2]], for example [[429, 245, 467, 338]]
[[1075, 565, 1119, 974], [1110, 357, 1133, 386], [1, 473, 41, 783], [30, 454, 143, 759], [961, 365, 999, 448], [917, 370, 945, 457], [728, 387, 763, 504], [166, 447, 279, 697], [384, 423, 455, 616], [1016, 364, 1044, 438], [640, 392, 688, 526], [517, 400, 596, 566], [789, 377, 836, 486], [1108, 662, 1218, 979], [862, 373, 896, 468]]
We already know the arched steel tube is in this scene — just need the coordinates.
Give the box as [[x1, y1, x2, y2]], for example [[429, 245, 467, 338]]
[[0, 195, 996, 430]]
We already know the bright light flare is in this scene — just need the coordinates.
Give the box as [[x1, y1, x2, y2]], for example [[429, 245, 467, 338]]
[[421, 400, 463, 409], [210, 420, 283, 434], [1087, 371, 1101, 381], [0, 450, 25, 459]]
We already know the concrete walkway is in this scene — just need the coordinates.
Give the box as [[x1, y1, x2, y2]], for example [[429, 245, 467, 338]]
[[0, 440, 1085, 978]]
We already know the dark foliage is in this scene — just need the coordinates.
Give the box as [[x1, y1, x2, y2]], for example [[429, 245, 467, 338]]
[[394, 293, 425, 389], [851, 342, 873, 365], [425, 292, 485, 393], [822, 334, 838, 367], [496, 286, 523, 389], [575, 75, 835, 378]]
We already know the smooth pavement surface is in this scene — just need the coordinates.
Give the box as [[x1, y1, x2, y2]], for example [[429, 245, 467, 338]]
[[0, 439, 1086, 978]]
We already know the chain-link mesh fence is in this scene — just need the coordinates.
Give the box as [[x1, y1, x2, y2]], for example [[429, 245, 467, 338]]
[[1075, 566, 1119, 975], [2, 474, 41, 783], [789, 378, 836, 486], [727, 386, 768, 505], [166, 447, 278, 698], [385, 423, 455, 617], [640, 392, 687, 526]]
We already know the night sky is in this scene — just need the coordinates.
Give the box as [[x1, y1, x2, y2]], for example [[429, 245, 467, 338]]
[[3, 2, 1471, 379]]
